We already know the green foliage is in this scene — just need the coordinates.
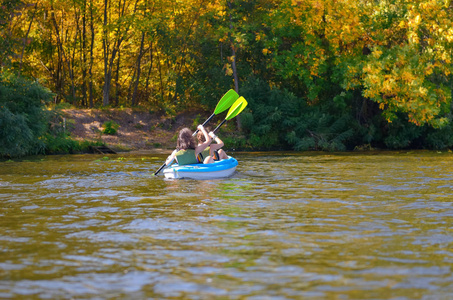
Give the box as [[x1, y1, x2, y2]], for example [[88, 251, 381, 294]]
[[2, 0, 453, 152], [42, 133, 81, 154], [0, 72, 53, 157], [192, 114, 202, 129], [222, 135, 247, 151], [102, 121, 120, 135], [0, 76, 102, 157], [383, 118, 424, 149], [0, 0, 23, 67], [240, 77, 357, 151], [287, 111, 355, 151], [239, 77, 298, 149], [424, 123, 453, 150]]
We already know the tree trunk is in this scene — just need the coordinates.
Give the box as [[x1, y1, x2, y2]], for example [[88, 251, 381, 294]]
[[145, 45, 153, 91], [158, 57, 164, 103], [50, 5, 76, 103], [81, 1, 87, 107], [50, 8, 64, 102], [228, 1, 241, 129], [132, 31, 146, 106], [69, 7, 79, 104], [19, 3, 37, 75], [88, 0, 95, 107], [102, 0, 110, 106], [102, 0, 138, 107], [114, 50, 121, 106]]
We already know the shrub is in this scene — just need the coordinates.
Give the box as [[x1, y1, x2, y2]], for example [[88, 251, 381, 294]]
[[240, 76, 357, 151], [0, 72, 53, 157], [102, 121, 120, 135]]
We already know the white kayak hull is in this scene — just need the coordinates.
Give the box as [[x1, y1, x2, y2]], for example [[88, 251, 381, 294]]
[[163, 156, 238, 180]]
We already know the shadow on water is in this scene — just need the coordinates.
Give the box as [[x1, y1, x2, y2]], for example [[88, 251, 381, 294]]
[[0, 151, 452, 299]]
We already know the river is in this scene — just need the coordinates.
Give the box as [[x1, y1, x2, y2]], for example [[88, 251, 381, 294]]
[[1, 151, 452, 299]]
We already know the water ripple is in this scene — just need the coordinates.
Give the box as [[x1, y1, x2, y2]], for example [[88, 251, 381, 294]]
[[1, 152, 452, 299]]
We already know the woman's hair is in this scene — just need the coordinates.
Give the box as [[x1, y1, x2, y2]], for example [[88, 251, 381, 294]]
[[177, 128, 196, 150]]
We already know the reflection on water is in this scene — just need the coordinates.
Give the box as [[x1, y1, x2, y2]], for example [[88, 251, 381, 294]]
[[1, 152, 452, 299]]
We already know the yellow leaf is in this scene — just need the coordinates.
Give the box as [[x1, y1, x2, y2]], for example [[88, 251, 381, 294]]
[[419, 86, 428, 96], [372, 50, 382, 59], [224, 64, 233, 76], [408, 32, 419, 44], [415, 15, 421, 25]]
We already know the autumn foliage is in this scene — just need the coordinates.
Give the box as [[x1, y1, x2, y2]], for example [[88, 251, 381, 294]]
[[2, 0, 453, 151]]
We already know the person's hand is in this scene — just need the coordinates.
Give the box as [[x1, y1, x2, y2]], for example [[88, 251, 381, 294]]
[[197, 124, 204, 131], [209, 132, 216, 138]]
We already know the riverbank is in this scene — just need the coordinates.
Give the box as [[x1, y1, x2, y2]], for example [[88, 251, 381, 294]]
[[62, 108, 204, 153]]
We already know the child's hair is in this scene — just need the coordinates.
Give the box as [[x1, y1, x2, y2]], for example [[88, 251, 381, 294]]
[[177, 128, 196, 150], [197, 127, 210, 144], [197, 131, 205, 144]]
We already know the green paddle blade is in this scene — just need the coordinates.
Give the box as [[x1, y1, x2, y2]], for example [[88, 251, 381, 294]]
[[225, 97, 248, 120], [214, 89, 240, 114]]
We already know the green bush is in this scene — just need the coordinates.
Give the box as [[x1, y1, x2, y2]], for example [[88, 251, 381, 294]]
[[0, 72, 53, 157], [286, 111, 355, 151], [42, 133, 81, 154], [102, 121, 120, 135], [239, 76, 357, 151], [424, 123, 453, 150], [42, 133, 103, 154]]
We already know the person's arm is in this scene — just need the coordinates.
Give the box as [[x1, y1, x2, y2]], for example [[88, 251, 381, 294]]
[[165, 149, 178, 165], [208, 131, 224, 151], [195, 125, 211, 154]]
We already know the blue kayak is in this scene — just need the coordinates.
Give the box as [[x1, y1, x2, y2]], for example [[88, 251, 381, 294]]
[[163, 156, 238, 180]]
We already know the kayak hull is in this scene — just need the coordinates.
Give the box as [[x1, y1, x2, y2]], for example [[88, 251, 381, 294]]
[[163, 156, 238, 180]]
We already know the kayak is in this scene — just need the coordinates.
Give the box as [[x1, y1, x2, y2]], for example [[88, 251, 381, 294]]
[[163, 156, 238, 180]]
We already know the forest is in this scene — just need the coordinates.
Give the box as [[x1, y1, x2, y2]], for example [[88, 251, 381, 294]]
[[1, 0, 453, 157]]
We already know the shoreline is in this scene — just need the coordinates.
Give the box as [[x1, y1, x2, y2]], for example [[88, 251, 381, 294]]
[[62, 108, 205, 153]]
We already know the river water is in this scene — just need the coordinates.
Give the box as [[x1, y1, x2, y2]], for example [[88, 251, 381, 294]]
[[0, 151, 452, 299]]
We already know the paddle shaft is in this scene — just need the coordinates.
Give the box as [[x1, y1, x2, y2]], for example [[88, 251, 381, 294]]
[[192, 113, 215, 136], [154, 160, 168, 176], [213, 119, 227, 133]]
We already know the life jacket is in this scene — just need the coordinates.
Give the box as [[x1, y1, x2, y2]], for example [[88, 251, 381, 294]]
[[201, 147, 210, 160], [200, 146, 220, 161], [175, 149, 202, 165]]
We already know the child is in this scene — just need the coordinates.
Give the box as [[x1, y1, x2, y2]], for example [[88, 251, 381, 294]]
[[165, 125, 212, 166], [196, 128, 229, 163]]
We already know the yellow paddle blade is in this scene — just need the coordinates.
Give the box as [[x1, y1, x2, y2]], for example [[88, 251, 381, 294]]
[[225, 97, 248, 120]]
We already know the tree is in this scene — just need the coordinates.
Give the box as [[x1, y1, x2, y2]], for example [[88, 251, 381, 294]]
[[0, 71, 53, 157]]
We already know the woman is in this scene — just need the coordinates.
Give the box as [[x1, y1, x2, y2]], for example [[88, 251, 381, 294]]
[[165, 125, 212, 166], [196, 128, 229, 163]]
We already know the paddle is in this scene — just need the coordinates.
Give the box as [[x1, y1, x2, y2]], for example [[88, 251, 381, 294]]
[[192, 89, 239, 136], [212, 96, 248, 133], [153, 90, 239, 176]]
